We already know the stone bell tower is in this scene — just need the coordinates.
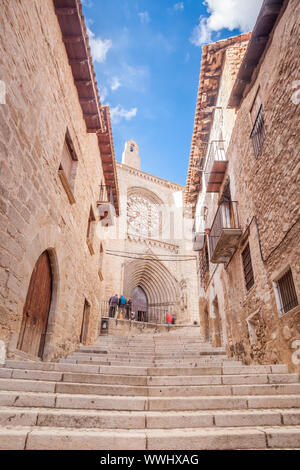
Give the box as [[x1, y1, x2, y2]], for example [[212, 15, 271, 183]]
[[122, 139, 140, 170]]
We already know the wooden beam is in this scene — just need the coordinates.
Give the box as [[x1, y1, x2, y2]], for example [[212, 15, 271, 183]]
[[75, 79, 92, 86], [63, 36, 83, 44], [79, 97, 96, 104], [55, 8, 77, 15], [87, 128, 101, 133], [83, 113, 99, 119], [69, 58, 89, 65]]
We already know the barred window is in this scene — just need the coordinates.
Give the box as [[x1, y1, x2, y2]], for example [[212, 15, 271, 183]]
[[250, 91, 266, 156], [242, 243, 254, 291], [275, 268, 298, 315]]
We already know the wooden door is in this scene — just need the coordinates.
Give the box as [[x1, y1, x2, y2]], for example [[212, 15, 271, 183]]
[[18, 251, 52, 358], [80, 299, 90, 345]]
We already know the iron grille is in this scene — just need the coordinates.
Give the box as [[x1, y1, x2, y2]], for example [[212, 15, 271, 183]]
[[277, 269, 298, 315], [250, 104, 266, 157], [242, 243, 254, 291]]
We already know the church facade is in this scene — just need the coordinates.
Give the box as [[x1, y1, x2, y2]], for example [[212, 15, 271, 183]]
[[101, 140, 199, 325]]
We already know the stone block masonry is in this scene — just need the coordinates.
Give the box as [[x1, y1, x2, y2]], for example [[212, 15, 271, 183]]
[[0, 0, 109, 360]]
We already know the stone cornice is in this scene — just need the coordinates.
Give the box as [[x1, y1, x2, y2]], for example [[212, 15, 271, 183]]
[[117, 162, 184, 192], [127, 234, 180, 253]]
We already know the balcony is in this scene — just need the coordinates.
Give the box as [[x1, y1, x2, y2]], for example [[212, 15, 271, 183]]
[[250, 104, 266, 157], [204, 140, 228, 193], [209, 201, 242, 264], [97, 185, 115, 227], [192, 232, 205, 251]]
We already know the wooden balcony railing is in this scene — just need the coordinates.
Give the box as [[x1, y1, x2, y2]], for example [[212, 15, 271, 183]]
[[209, 201, 242, 264], [204, 140, 228, 193]]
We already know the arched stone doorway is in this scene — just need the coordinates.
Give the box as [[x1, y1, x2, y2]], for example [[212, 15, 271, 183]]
[[123, 256, 179, 323], [130, 286, 148, 322], [17, 250, 52, 358]]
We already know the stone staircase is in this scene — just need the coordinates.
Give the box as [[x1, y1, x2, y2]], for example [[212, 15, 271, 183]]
[[0, 332, 300, 449]]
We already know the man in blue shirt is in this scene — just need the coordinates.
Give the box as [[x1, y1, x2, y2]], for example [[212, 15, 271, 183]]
[[118, 295, 127, 318]]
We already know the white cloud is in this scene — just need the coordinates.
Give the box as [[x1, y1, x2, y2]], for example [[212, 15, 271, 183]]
[[110, 105, 138, 123], [100, 86, 108, 103], [111, 77, 121, 91], [191, 0, 263, 47], [138, 11, 150, 23], [87, 27, 112, 63], [174, 2, 184, 11], [82, 0, 93, 7], [190, 17, 212, 46]]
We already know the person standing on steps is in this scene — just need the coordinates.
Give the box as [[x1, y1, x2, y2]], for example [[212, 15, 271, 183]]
[[108, 294, 119, 318], [126, 297, 132, 320], [119, 294, 127, 318]]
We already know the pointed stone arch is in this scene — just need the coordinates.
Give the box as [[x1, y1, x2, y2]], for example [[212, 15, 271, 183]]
[[123, 255, 179, 307]]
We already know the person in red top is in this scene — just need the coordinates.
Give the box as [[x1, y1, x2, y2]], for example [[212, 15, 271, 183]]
[[166, 313, 172, 325]]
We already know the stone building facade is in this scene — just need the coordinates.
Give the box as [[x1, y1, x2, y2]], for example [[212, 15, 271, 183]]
[[186, 0, 300, 371], [0, 0, 119, 361], [101, 140, 199, 325]]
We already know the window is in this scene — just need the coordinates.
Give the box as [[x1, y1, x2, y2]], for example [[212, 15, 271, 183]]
[[242, 243, 254, 291], [86, 206, 96, 255], [274, 268, 298, 315], [250, 90, 266, 156], [58, 130, 78, 204]]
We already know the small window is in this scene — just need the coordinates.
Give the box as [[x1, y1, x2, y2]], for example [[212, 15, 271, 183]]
[[58, 130, 78, 204], [275, 268, 298, 315], [242, 243, 254, 291], [250, 90, 266, 156]]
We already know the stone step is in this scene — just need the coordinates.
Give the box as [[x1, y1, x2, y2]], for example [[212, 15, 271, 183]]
[[4, 361, 290, 377], [1, 425, 300, 450], [145, 426, 300, 450], [73, 350, 230, 357], [1, 368, 297, 387], [2, 377, 299, 397], [0, 407, 299, 429], [1, 390, 299, 411]]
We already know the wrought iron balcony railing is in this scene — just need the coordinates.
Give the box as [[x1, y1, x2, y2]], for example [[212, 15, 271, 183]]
[[209, 201, 242, 264], [250, 104, 266, 157], [204, 140, 228, 193]]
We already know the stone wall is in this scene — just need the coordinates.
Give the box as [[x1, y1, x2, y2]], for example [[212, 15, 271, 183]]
[[0, 0, 108, 360], [100, 318, 201, 337], [224, 0, 300, 371], [194, 0, 300, 372]]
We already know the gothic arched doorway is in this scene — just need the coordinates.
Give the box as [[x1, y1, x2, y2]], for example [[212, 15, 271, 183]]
[[17, 251, 52, 358], [130, 286, 148, 322]]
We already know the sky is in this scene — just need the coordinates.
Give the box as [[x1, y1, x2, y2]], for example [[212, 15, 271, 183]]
[[82, 0, 263, 186]]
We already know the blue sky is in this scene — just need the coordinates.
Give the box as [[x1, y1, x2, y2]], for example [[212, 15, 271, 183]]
[[82, 0, 263, 186]]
